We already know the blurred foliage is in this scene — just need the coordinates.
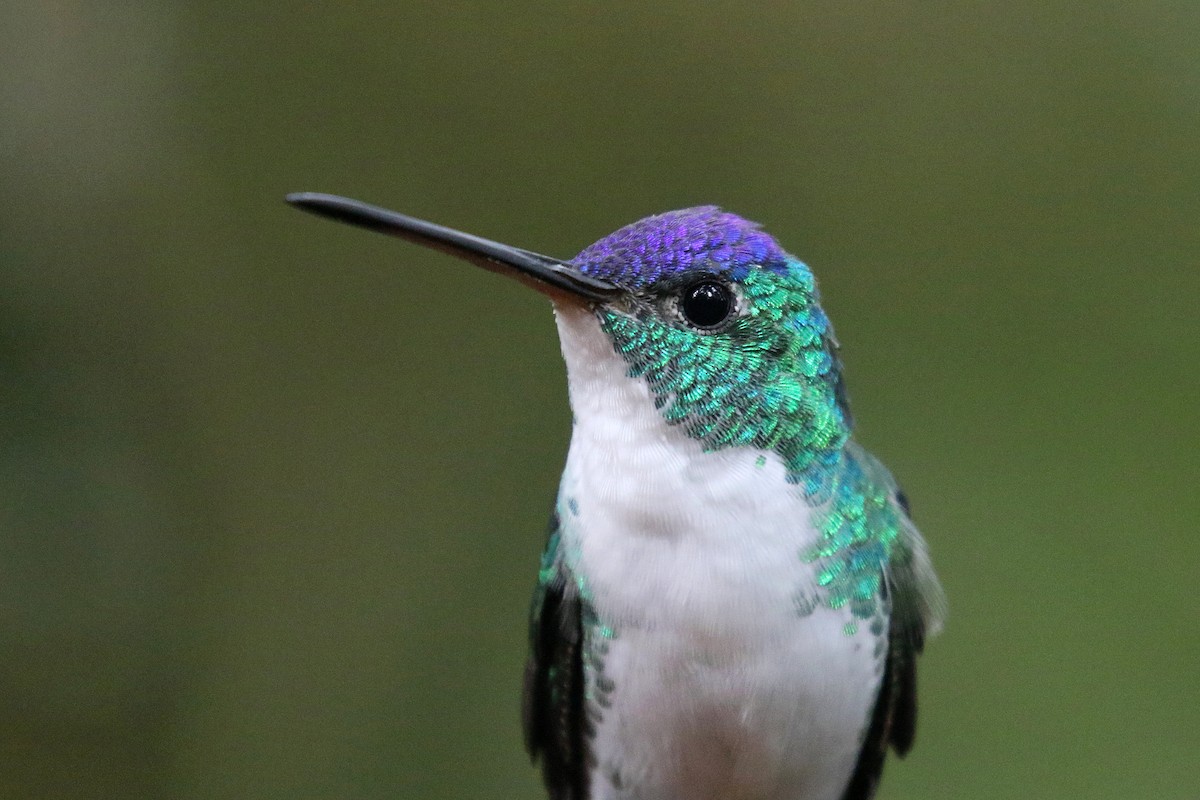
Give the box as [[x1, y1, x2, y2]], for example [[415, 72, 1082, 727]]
[[1, 2, 1197, 798]]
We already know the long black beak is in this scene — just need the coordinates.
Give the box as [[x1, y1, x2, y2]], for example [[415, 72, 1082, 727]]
[[286, 192, 620, 302]]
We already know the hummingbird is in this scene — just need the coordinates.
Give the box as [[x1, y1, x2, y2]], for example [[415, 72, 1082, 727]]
[[287, 192, 946, 800]]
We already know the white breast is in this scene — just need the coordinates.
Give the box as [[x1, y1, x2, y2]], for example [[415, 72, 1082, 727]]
[[552, 304, 883, 800]]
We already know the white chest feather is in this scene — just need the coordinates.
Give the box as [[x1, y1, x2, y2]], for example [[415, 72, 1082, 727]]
[[551, 305, 883, 800]]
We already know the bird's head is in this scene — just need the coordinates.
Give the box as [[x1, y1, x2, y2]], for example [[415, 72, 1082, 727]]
[[288, 195, 850, 478]]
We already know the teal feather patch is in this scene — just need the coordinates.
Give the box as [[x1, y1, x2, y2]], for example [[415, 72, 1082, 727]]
[[596, 255, 922, 624]]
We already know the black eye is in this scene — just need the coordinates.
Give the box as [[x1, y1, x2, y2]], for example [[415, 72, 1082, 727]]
[[680, 279, 735, 329]]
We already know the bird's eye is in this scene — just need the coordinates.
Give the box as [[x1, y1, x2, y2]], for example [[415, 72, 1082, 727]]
[[680, 279, 735, 330]]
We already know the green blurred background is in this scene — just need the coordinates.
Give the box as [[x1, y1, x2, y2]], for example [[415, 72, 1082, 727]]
[[1, 3, 1197, 799]]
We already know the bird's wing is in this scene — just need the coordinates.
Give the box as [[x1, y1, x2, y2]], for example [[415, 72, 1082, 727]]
[[522, 512, 590, 800], [840, 446, 947, 800]]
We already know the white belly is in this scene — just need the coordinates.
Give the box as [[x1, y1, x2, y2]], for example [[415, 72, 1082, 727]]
[[593, 632, 877, 800], [582, 583, 879, 800], [560, 475, 881, 800]]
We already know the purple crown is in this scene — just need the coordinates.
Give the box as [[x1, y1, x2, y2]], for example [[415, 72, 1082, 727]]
[[571, 206, 789, 288]]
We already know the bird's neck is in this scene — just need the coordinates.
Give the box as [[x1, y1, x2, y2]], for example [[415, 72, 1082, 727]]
[[552, 302, 851, 495], [553, 302, 903, 628]]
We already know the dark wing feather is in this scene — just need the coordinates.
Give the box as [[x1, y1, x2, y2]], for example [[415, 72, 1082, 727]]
[[522, 513, 590, 800], [839, 491, 932, 800]]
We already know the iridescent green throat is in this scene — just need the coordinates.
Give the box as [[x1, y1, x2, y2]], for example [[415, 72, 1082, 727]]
[[597, 259, 850, 480], [596, 259, 905, 624]]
